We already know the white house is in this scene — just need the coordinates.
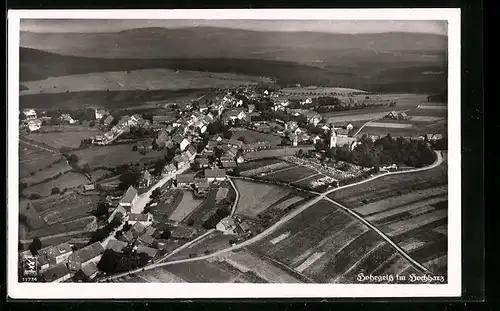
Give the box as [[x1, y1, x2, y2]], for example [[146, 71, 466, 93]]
[[180, 138, 190, 151], [127, 213, 154, 226], [60, 114, 77, 124], [205, 169, 226, 182], [22, 108, 37, 120], [346, 124, 354, 131], [216, 216, 237, 234], [95, 109, 108, 120], [28, 119, 42, 132], [119, 186, 138, 209], [312, 135, 322, 144]]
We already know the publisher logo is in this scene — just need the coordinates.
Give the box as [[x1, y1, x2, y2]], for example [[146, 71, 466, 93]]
[[22, 256, 38, 277]]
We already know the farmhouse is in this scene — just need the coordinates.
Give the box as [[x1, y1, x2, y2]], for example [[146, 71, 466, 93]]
[[103, 115, 115, 126], [155, 129, 171, 149], [162, 164, 177, 176], [224, 109, 247, 124], [346, 123, 354, 131], [119, 186, 139, 209], [228, 139, 244, 149], [305, 112, 322, 126], [28, 119, 42, 132], [385, 111, 399, 120], [22, 108, 37, 120], [199, 102, 209, 112], [336, 128, 349, 138], [138, 234, 155, 246], [37, 242, 73, 265], [216, 216, 237, 234], [60, 113, 77, 124], [78, 261, 99, 280], [137, 118, 151, 128], [128, 213, 154, 226], [131, 223, 146, 238], [139, 170, 152, 189], [106, 239, 128, 253], [222, 161, 237, 169], [176, 173, 195, 187], [41, 263, 72, 283], [67, 242, 105, 271], [205, 168, 226, 182], [95, 109, 108, 120], [235, 222, 251, 235], [185, 145, 198, 159]]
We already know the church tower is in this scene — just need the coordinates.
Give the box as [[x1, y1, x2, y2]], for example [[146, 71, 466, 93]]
[[292, 134, 298, 147], [330, 130, 337, 148]]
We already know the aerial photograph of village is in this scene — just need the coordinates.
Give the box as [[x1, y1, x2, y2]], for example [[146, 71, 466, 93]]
[[17, 18, 448, 285]]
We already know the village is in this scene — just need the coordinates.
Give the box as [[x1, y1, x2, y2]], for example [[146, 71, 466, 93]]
[[18, 84, 447, 283]]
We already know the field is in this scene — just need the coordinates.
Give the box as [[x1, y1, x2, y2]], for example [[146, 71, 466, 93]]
[[168, 190, 204, 222], [328, 164, 448, 275], [26, 130, 103, 149], [261, 165, 319, 184], [233, 179, 292, 218], [167, 231, 237, 261], [148, 189, 184, 223], [230, 129, 282, 145], [24, 172, 90, 197], [182, 188, 218, 226], [74, 144, 168, 168], [19, 141, 71, 182], [249, 200, 423, 283], [243, 146, 315, 161], [20, 68, 270, 95], [19, 191, 100, 240]]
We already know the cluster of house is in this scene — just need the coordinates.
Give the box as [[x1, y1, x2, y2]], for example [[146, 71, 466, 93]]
[[21, 109, 43, 131], [19, 241, 105, 283], [216, 216, 251, 236], [93, 111, 151, 145], [384, 111, 409, 120]]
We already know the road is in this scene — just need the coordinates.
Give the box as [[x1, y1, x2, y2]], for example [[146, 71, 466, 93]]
[[19, 138, 59, 154], [131, 164, 191, 214], [352, 108, 411, 138], [226, 176, 240, 216], [105, 151, 443, 279], [19, 229, 88, 244]]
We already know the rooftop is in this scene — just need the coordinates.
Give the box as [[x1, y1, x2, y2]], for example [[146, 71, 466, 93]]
[[205, 168, 226, 179], [69, 242, 104, 264], [137, 246, 158, 258], [128, 213, 151, 222], [38, 242, 72, 258], [42, 263, 70, 282], [80, 261, 99, 277], [106, 239, 128, 253], [120, 186, 138, 205]]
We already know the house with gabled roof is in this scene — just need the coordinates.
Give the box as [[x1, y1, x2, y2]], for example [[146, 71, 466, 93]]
[[136, 246, 158, 259], [37, 242, 73, 265], [105, 239, 128, 253], [103, 115, 115, 126], [205, 168, 226, 182], [67, 242, 105, 271], [42, 263, 72, 283], [119, 186, 138, 209], [162, 163, 177, 176], [127, 213, 154, 227], [78, 261, 99, 280], [139, 170, 152, 189]]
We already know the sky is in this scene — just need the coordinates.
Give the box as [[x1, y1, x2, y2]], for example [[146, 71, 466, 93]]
[[20, 19, 447, 35]]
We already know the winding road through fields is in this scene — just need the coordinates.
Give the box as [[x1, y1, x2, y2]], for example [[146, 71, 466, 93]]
[[102, 151, 443, 282]]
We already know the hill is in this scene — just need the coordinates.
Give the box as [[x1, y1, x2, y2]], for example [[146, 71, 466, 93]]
[[20, 27, 447, 61], [20, 48, 447, 94]]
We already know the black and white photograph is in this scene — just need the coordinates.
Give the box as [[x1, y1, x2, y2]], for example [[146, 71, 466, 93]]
[[8, 9, 461, 299]]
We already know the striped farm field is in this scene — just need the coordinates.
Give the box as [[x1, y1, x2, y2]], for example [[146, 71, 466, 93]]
[[26, 130, 103, 149], [408, 116, 444, 122], [365, 122, 413, 129], [407, 108, 448, 117], [328, 164, 448, 276], [248, 200, 423, 283], [238, 158, 284, 172]]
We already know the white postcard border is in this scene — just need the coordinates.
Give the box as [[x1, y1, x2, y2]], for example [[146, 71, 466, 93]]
[[8, 8, 461, 299]]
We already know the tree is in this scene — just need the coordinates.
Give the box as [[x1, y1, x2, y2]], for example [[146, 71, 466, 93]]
[[118, 166, 141, 190], [29, 237, 42, 256], [223, 130, 232, 139], [115, 230, 123, 239], [153, 158, 166, 176], [93, 201, 109, 218], [28, 193, 41, 200], [161, 230, 171, 239], [315, 140, 326, 151], [296, 149, 304, 157], [150, 188, 161, 200], [50, 115, 61, 126], [51, 187, 60, 195], [237, 136, 246, 143]]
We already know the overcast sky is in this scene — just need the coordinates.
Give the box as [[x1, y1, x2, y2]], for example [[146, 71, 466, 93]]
[[20, 19, 447, 35]]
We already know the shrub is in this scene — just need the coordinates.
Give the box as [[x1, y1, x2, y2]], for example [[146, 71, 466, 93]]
[[51, 187, 60, 195], [29, 193, 41, 200]]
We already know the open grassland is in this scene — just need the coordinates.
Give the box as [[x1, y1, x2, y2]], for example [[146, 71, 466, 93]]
[[237, 158, 284, 172], [168, 190, 204, 222], [230, 129, 282, 145], [19, 141, 70, 181], [168, 231, 237, 261], [182, 188, 219, 226], [24, 172, 89, 197], [161, 259, 268, 283], [20, 68, 269, 95], [149, 189, 183, 223], [261, 165, 319, 184], [234, 179, 292, 218], [249, 200, 422, 283], [20, 88, 210, 110], [243, 146, 315, 160], [26, 130, 103, 149], [407, 108, 448, 117], [74, 144, 167, 168]]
